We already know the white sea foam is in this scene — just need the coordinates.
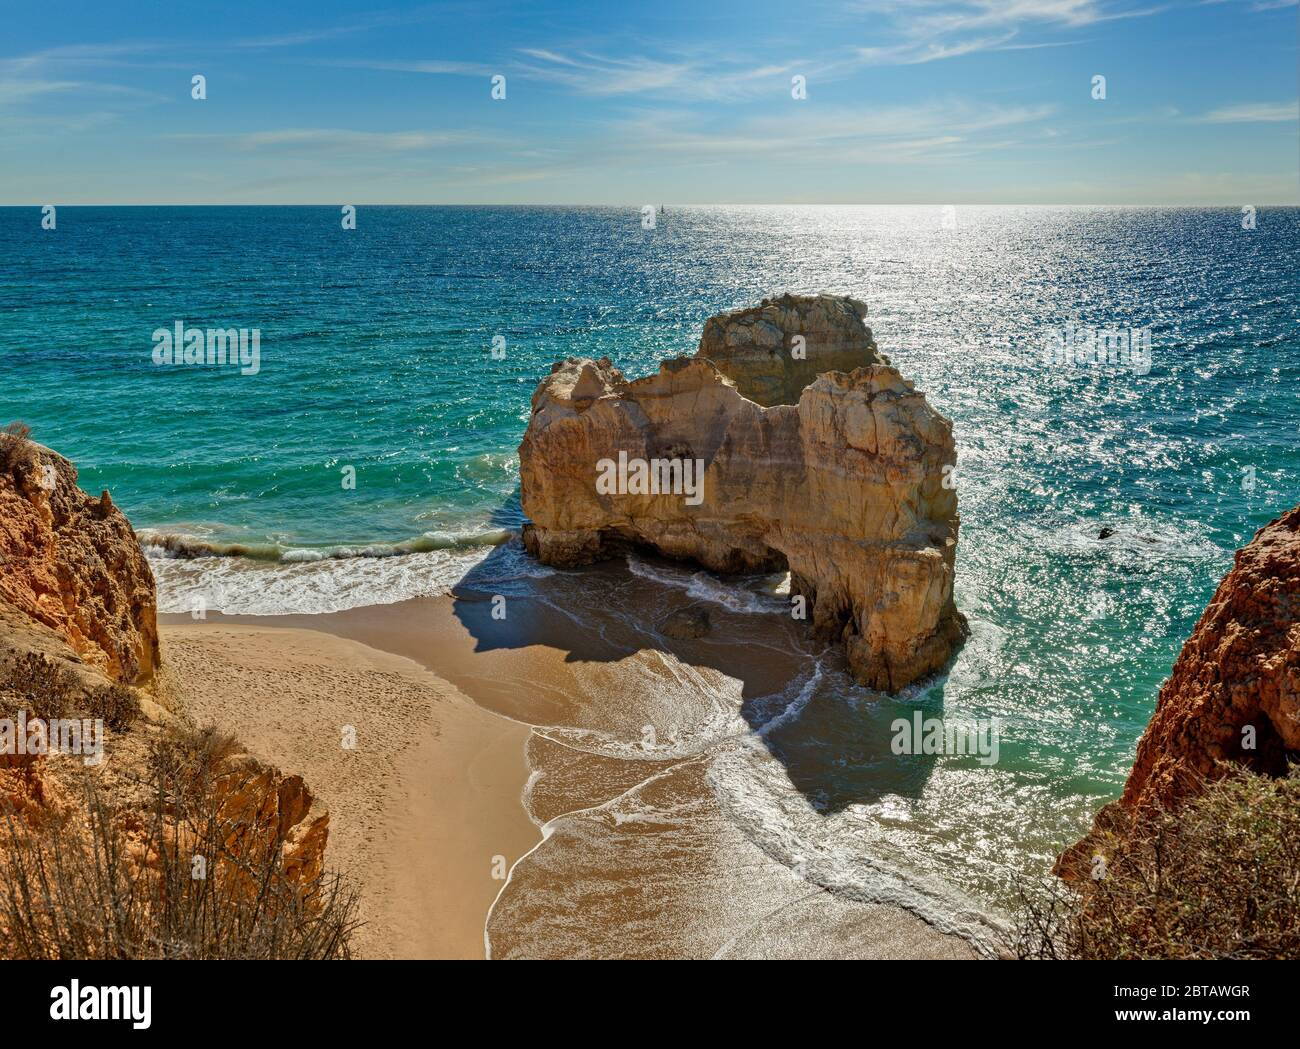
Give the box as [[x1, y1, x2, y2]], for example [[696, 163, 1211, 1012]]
[[626, 553, 785, 615], [707, 737, 1006, 957], [151, 534, 550, 615], [139, 526, 512, 562], [755, 662, 823, 738]]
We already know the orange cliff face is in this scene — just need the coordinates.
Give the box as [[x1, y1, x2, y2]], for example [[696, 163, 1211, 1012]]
[[0, 442, 159, 687], [0, 434, 328, 889], [518, 294, 967, 693], [1058, 504, 1300, 877]]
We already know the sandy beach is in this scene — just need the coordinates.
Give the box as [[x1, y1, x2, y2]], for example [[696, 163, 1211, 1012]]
[[162, 621, 536, 960], [161, 575, 981, 960]]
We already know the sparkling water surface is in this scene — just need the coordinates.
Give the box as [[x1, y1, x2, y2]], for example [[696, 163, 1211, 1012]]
[[3, 205, 1297, 946]]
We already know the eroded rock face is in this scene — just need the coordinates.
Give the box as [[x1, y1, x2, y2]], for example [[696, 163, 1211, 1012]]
[[208, 754, 331, 887], [0, 442, 159, 686], [0, 435, 329, 892], [519, 297, 966, 692], [1058, 505, 1300, 877], [696, 293, 885, 407]]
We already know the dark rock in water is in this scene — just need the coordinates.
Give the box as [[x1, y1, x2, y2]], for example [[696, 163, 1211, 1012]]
[[1098, 527, 1115, 540], [659, 604, 711, 640]]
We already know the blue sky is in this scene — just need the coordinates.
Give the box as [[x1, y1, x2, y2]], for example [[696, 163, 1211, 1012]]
[[2, 0, 1297, 203]]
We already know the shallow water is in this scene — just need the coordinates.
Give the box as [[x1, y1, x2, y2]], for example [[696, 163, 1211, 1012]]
[[458, 552, 1007, 955]]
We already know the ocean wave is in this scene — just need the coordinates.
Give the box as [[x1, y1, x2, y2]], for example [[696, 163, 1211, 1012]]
[[755, 663, 823, 738], [139, 526, 512, 563], [150, 534, 549, 615], [708, 739, 1006, 957], [626, 553, 787, 615]]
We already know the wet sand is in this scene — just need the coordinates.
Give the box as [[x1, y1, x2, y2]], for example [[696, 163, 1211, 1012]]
[[162, 566, 981, 959]]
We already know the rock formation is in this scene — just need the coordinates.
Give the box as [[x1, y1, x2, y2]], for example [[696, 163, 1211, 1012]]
[[696, 293, 887, 407], [207, 752, 331, 887], [0, 439, 159, 686], [659, 603, 712, 640], [1058, 504, 1300, 877], [519, 295, 966, 692], [0, 430, 328, 890]]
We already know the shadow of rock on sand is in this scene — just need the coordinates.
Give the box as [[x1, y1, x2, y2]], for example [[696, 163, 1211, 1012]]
[[450, 537, 960, 816]]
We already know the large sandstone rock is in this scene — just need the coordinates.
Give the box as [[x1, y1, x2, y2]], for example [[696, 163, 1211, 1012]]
[[1058, 505, 1300, 877], [519, 297, 966, 692], [0, 439, 159, 686], [696, 293, 885, 407]]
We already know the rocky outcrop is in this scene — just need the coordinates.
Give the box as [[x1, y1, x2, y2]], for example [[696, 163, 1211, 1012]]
[[1058, 505, 1300, 877], [696, 293, 885, 407], [0, 439, 159, 686], [519, 296, 966, 692], [0, 430, 329, 891], [207, 754, 331, 886]]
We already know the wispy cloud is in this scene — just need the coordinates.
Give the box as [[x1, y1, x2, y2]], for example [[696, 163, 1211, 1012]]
[[512, 50, 711, 96], [508, 48, 802, 101], [333, 58, 496, 77], [237, 27, 363, 48], [0, 73, 162, 108], [349, 47, 806, 101], [0, 41, 172, 70], [1198, 100, 1299, 122], [602, 99, 1057, 167], [233, 6, 449, 48], [1199, 0, 1297, 11], [858, 33, 1017, 65], [0, 77, 84, 104], [851, 1, 1164, 64], [0, 41, 174, 113], [227, 128, 477, 154]]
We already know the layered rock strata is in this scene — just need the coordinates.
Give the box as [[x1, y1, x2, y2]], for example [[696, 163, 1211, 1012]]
[[696, 293, 886, 407], [0, 441, 159, 686]]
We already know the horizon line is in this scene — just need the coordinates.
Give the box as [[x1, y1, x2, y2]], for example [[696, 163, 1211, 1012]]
[[4, 201, 1298, 208]]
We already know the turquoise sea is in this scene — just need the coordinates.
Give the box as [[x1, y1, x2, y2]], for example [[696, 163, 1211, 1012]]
[[3, 205, 1297, 950]]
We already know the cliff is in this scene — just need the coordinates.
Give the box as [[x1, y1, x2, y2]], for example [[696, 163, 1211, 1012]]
[[519, 295, 967, 692], [0, 437, 159, 686], [1058, 504, 1300, 877], [0, 430, 328, 894]]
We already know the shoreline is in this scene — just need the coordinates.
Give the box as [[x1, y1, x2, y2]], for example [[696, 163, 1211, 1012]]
[[162, 585, 983, 960]]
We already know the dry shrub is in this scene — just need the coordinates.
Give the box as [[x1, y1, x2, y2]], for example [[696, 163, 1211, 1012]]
[[0, 421, 37, 474], [83, 682, 141, 733], [1011, 767, 1300, 959], [1, 651, 82, 722], [0, 650, 139, 731], [0, 724, 360, 959], [152, 723, 243, 792]]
